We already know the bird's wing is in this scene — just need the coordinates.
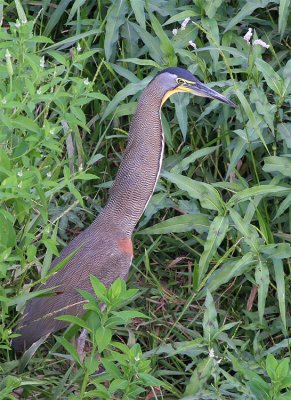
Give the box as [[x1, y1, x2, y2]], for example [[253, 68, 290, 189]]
[[12, 231, 133, 351]]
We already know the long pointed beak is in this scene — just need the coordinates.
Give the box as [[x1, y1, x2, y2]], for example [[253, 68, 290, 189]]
[[189, 81, 236, 108]]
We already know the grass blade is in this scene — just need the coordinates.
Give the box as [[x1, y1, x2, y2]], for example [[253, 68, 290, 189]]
[[104, 0, 128, 61], [199, 215, 229, 283], [139, 214, 210, 235], [255, 260, 270, 323], [272, 258, 287, 332]]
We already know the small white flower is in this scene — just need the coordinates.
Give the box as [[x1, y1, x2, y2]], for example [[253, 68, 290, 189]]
[[18, 182, 22, 188], [134, 355, 140, 362], [45, 226, 50, 233], [77, 43, 81, 52], [189, 40, 197, 49], [78, 164, 83, 171], [209, 348, 215, 358], [37, 88, 41, 95], [47, 171, 52, 178], [243, 28, 252, 44], [217, 358, 222, 364], [21, 18, 27, 24], [2, 98, 7, 104], [17, 171, 23, 177], [40, 56, 45, 68], [172, 28, 178, 36], [253, 39, 270, 49], [49, 129, 55, 135], [83, 78, 90, 86], [15, 20, 21, 28], [181, 17, 190, 30], [5, 49, 11, 59]]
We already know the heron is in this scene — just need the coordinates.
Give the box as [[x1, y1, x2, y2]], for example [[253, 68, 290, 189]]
[[12, 67, 235, 351]]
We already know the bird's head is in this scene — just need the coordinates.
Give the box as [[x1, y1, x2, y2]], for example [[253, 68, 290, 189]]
[[155, 67, 236, 108]]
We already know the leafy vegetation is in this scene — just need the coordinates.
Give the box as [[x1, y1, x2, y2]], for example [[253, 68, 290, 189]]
[[0, 0, 290, 398]]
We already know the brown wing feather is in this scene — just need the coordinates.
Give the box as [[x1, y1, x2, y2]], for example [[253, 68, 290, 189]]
[[12, 223, 133, 351]]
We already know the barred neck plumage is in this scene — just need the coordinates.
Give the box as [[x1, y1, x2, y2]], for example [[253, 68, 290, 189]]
[[99, 77, 167, 236]]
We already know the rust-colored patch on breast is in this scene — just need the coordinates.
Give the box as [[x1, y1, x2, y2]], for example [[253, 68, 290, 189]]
[[117, 238, 133, 256]]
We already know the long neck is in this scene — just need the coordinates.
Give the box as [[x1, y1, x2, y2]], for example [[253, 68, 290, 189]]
[[101, 80, 166, 236]]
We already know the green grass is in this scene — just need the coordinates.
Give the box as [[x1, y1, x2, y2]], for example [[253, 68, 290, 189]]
[[0, 0, 290, 399]]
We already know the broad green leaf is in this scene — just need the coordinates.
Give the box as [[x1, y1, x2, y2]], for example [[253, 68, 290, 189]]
[[278, 0, 290, 38], [109, 62, 140, 83], [171, 145, 220, 174], [227, 185, 290, 206], [18, 336, 48, 373], [13, 116, 41, 134], [8, 286, 61, 307], [104, 0, 128, 61], [43, 0, 71, 36], [111, 310, 148, 322], [139, 373, 162, 387], [148, 8, 177, 66], [129, 22, 163, 65], [47, 50, 68, 67], [121, 20, 139, 59], [14, 0, 27, 22], [28, 36, 54, 44], [224, 0, 273, 31], [163, 10, 199, 25], [273, 258, 287, 331], [0, 212, 15, 251], [255, 59, 284, 96], [95, 326, 112, 353], [261, 243, 291, 259], [42, 239, 59, 257], [139, 214, 210, 235], [55, 336, 81, 366], [250, 86, 275, 134], [275, 193, 291, 219], [130, 0, 145, 29], [56, 315, 91, 331], [171, 92, 190, 140], [276, 358, 290, 379], [67, 183, 84, 207], [67, 0, 86, 22], [229, 208, 260, 252], [121, 57, 161, 69], [266, 354, 278, 381], [90, 275, 107, 302], [255, 261, 269, 323], [204, 0, 223, 18], [75, 172, 98, 181], [203, 291, 218, 341], [199, 215, 229, 282], [172, 25, 199, 51], [278, 123, 291, 149], [201, 18, 220, 65], [184, 357, 215, 396], [235, 90, 269, 152], [163, 171, 224, 213], [0, 149, 11, 181], [226, 137, 248, 179], [43, 29, 102, 51], [205, 253, 255, 293], [263, 156, 291, 177], [102, 76, 151, 120], [113, 102, 137, 118]]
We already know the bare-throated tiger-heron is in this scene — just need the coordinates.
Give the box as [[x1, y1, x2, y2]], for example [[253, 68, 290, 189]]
[[12, 67, 236, 351]]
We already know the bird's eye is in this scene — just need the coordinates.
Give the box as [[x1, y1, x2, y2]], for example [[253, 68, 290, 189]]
[[176, 78, 185, 85]]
